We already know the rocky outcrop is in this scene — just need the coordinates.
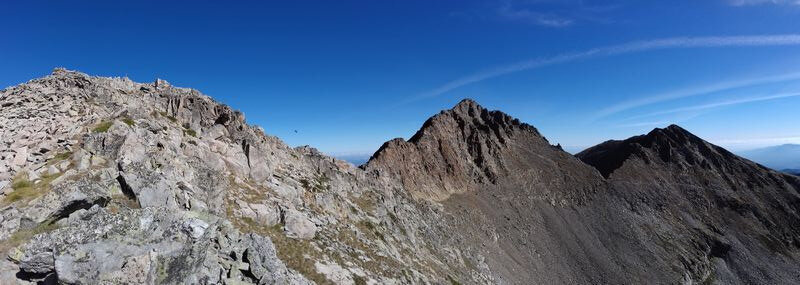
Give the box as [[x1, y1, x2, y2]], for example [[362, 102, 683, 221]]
[[0, 69, 494, 284]]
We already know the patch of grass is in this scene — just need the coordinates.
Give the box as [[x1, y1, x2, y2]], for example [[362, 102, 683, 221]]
[[51, 151, 72, 163], [4, 174, 35, 204], [122, 117, 135, 126], [10, 175, 33, 190], [92, 121, 113, 133], [300, 174, 331, 193], [353, 193, 376, 214], [159, 111, 178, 123], [183, 128, 197, 137], [447, 275, 462, 285], [3, 172, 61, 205], [359, 220, 386, 242], [0, 220, 60, 254], [229, 211, 331, 284], [332, 226, 400, 277]]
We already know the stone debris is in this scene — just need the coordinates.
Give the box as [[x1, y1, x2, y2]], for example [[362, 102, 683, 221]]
[[0, 69, 482, 284]]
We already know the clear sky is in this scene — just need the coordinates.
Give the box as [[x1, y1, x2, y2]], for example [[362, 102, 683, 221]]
[[2, 1, 800, 156]]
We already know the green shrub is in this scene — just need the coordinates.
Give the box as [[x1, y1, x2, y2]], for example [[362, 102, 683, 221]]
[[122, 117, 135, 126]]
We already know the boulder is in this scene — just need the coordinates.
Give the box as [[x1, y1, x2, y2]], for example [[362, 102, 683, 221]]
[[283, 209, 317, 239]]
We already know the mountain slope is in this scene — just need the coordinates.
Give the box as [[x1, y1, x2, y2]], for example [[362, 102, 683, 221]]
[[0, 70, 493, 284], [2, 70, 800, 284], [577, 125, 800, 284]]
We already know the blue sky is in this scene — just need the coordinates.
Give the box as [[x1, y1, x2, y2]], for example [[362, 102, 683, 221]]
[[2, 1, 800, 156]]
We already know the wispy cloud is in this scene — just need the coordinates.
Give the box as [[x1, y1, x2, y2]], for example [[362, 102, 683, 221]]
[[597, 71, 800, 119], [728, 0, 800, 6], [497, 3, 574, 27], [624, 92, 800, 120], [492, 0, 620, 27], [410, 34, 800, 103]]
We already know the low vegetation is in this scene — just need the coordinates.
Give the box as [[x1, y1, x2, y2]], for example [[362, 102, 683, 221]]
[[3, 172, 61, 205], [122, 117, 135, 126], [159, 111, 178, 123], [51, 151, 72, 163], [300, 174, 331, 193], [0, 220, 60, 254], [92, 121, 113, 133], [228, 207, 331, 284], [447, 275, 462, 285], [183, 127, 197, 137]]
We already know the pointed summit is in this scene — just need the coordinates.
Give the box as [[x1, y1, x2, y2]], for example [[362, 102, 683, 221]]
[[364, 98, 601, 201], [451, 98, 481, 114]]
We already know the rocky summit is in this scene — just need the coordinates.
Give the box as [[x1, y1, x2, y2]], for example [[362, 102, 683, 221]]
[[1, 69, 799, 284]]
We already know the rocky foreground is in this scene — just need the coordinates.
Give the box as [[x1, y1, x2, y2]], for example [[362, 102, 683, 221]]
[[1, 69, 799, 284]]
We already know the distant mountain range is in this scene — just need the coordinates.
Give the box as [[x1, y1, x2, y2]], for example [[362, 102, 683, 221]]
[[334, 154, 371, 166], [737, 144, 800, 173]]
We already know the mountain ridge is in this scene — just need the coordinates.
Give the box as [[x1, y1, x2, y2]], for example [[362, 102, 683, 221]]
[[1, 69, 799, 284]]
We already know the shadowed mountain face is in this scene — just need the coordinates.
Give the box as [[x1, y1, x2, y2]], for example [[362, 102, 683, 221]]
[[368, 104, 800, 284], [576, 124, 800, 284], [363, 99, 602, 202], [2, 70, 800, 284]]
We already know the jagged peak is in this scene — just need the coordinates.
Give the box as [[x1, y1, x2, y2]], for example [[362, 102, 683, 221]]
[[645, 124, 695, 141], [406, 98, 541, 143], [451, 98, 482, 114], [51, 67, 88, 76]]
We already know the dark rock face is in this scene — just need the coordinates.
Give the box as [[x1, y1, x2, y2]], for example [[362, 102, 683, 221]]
[[576, 124, 800, 284], [364, 99, 602, 202], [577, 124, 750, 179], [368, 104, 800, 284]]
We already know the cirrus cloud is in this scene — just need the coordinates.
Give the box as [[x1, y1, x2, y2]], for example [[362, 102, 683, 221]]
[[409, 34, 800, 104]]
